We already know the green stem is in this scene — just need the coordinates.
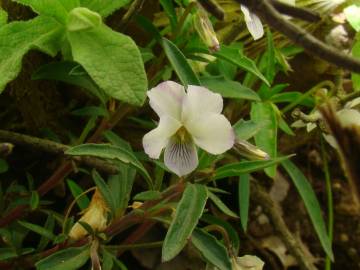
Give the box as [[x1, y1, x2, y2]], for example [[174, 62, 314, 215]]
[[281, 80, 335, 114], [107, 241, 163, 251]]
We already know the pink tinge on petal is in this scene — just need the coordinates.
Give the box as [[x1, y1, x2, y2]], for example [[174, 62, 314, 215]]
[[147, 81, 186, 120]]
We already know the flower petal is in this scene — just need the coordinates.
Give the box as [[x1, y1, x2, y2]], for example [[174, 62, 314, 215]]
[[185, 113, 235, 154], [337, 109, 360, 127], [147, 81, 185, 120], [240, 5, 264, 40], [164, 138, 198, 177], [143, 116, 182, 159], [181, 85, 223, 123]]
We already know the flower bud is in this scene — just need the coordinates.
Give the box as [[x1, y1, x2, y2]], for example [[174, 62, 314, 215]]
[[193, 6, 220, 52], [67, 7, 102, 32], [233, 139, 269, 160], [69, 189, 109, 240], [232, 255, 264, 270]]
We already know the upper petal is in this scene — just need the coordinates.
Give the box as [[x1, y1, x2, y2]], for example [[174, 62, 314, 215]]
[[147, 81, 186, 120], [143, 116, 182, 159], [240, 5, 264, 40], [185, 113, 235, 154], [181, 85, 223, 123], [164, 138, 198, 177]]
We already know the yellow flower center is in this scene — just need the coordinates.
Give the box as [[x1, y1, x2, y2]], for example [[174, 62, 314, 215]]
[[174, 126, 191, 143]]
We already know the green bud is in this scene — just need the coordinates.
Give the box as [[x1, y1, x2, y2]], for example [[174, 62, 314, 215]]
[[193, 6, 220, 52], [67, 7, 102, 32]]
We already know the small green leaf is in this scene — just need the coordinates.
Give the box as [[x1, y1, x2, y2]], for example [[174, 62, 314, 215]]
[[35, 245, 90, 270], [0, 159, 8, 173], [214, 156, 289, 180], [30, 191, 40, 210], [108, 167, 135, 217], [201, 214, 240, 253], [67, 179, 90, 210], [162, 38, 201, 86], [191, 228, 231, 270], [208, 191, 238, 218], [282, 160, 334, 260], [200, 77, 260, 101], [92, 170, 116, 215], [205, 45, 269, 86], [238, 173, 250, 231], [265, 29, 276, 84], [0, 16, 64, 94], [80, 0, 131, 17], [251, 102, 278, 178], [37, 214, 55, 251], [160, 0, 178, 31], [18, 220, 55, 240], [134, 190, 162, 201], [67, 23, 147, 106], [162, 183, 208, 262], [233, 119, 267, 141], [32, 61, 107, 103], [67, 7, 102, 31], [65, 144, 152, 189], [103, 131, 132, 151]]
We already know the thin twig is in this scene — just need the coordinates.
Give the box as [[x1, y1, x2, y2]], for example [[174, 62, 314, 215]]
[[235, 0, 360, 73], [0, 129, 119, 175], [270, 0, 321, 22]]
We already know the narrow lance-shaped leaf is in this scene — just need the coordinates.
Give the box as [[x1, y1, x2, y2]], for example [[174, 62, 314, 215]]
[[214, 156, 289, 180], [192, 46, 269, 86], [162, 183, 208, 262], [92, 170, 116, 215], [208, 190, 238, 218], [0, 16, 65, 94], [162, 38, 201, 87], [200, 77, 260, 101], [35, 245, 90, 270], [18, 220, 55, 240], [201, 214, 240, 253], [191, 228, 232, 270], [282, 160, 334, 260], [238, 173, 250, 231], [67, 9, 147, 106], [65, 143, 152, 189], [251, 102, 278, 178]]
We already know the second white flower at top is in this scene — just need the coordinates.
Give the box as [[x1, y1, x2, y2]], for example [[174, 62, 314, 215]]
[[143, 81, 235, 177]]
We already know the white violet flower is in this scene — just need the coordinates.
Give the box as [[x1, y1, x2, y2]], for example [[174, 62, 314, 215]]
[[143, 81, 235, 177]]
